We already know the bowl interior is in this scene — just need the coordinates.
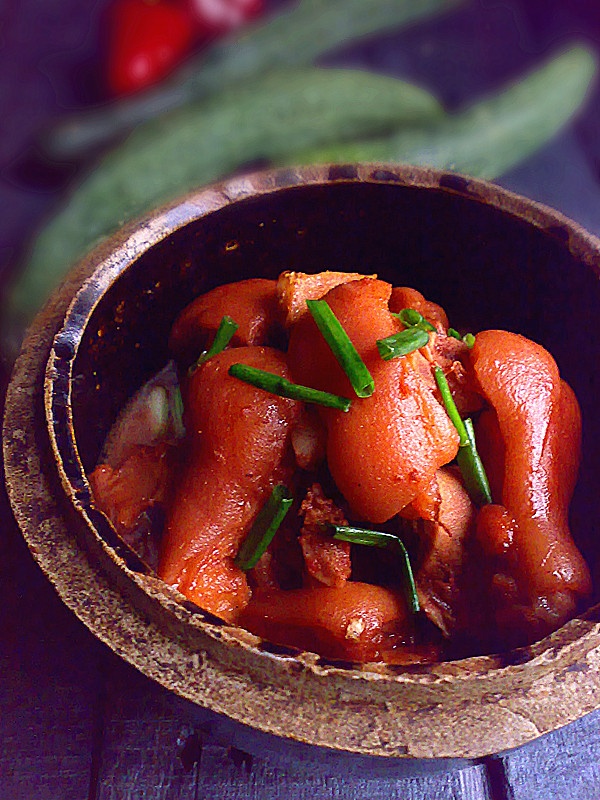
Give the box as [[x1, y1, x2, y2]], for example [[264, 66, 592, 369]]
[[69, 179, 600, 599]]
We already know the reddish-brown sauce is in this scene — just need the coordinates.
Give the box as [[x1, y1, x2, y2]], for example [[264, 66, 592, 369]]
[[89, 271, 592, 663]]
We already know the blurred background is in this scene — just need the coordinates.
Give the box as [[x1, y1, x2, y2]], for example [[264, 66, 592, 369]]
[[1, 0, 600, 369]]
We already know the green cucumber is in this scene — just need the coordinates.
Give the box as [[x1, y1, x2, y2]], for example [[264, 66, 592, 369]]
[[46, 0, 462, 158], [288, 46, 597, 179], [11, 68, 441, 320]]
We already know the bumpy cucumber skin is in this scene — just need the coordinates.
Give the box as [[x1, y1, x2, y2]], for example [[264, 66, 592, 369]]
[[14, 68, 442, 318], [10, 47, 596, 324], [291, 47, 597, 178]]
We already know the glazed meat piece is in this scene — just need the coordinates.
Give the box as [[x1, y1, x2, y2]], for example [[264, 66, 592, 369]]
[[90, 271, 592, 664], [390, 287, 482, 415], [287, 278, 459, 522], [90, 444, 173, 535], [89, 363, 182, 556], [239, 582, 438, 664], [277, 270, 375, 327], [298, 483, 351, 587], [290, 406, 327, 471], [169, 278, 281, 364], [158, 346, 298, 621], [399, 475, 441, 522], [470, 330, 591, 643], [414, 467, 476, 637]]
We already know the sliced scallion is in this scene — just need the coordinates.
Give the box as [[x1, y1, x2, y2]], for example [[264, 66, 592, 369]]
[[235, 485, 293, 571], [377, 327, 430, 361], [228, 363, 351, 411], [433, 366, 468, 446], [395, 308, 422, 327], [331, 525, 420, 614], [189, 315, 239, 374], [447, 327, 475, 348], [306, 299, 374, 398], [394, 307, 436, 332], [434, 366, 492, 506], [457, 418, 493, 507], [170, 385, 186, 439]]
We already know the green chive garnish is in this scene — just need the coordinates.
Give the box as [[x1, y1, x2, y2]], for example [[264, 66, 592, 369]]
[[377, 327, 430, 360], [457, 418, 493, 507], [447, 328, 475, 348], [331, 525, 420, 614], [235, 485, 293, 571], [306, 299, 374, 398], [170, 385, 186, 439], [396, 308, 422, 327], [434, 366, 468, 446], [189, 315, 239, 374], [394, 308, 436, 332], [228, 363, 352, 411], [434, 366, 492, 506]]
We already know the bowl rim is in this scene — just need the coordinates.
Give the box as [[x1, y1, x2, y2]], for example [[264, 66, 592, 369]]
[[5, 162, 600, 760]]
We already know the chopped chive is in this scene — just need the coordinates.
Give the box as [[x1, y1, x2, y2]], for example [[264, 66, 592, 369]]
[[434, 366, 468, 446], [332, 525, 396, 548], [306, 299, 374, 398], [396, 308, 422, 327], [228, 363, 352, 411], [235, 485, 293, 570], [395, 539, 420, 615], [189, 315, 239, 374], [434, 366, 492, 506], [377, 327, 430, 361], [447, 328, 475, 347], [331, 525, 420, 614], [170, 385, 186, 439], [393, 307, 435, 332], [457, 418, 493, 506]]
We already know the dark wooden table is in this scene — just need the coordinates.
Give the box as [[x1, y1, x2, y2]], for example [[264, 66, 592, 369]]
[[3, 1, 600, 796]]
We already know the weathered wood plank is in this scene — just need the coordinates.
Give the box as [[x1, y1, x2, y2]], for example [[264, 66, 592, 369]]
[[0, 497, 102, 800], [94, 646, 493, 800], [195, 743, 492, 800], [495, 712, 600, 800], [93, 658, 198, 800]]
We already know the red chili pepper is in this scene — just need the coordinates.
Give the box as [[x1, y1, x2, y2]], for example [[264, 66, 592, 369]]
[[186, 0, 263, 36], [106, 0, 197, 97]]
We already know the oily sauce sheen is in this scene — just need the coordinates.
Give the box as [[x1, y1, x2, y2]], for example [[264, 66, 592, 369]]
[[89, 272, 591, 663]]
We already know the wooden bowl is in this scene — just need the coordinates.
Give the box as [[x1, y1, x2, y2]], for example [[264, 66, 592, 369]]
[[4, 163, 600, 761]]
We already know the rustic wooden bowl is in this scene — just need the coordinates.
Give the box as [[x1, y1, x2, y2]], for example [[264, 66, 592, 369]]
[[4, 163, 600, 761]]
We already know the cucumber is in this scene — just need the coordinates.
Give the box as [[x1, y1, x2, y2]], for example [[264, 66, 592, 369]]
[[47, 0, 462, 158], [289, 46, 597, 179], [9, 47, 595, 332], [11, 68, 442, 320]]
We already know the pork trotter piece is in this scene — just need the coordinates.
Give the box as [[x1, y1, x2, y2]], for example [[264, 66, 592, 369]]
[[298, 483, 351, 587], [288, 278, 459, 522], [239, 582, 438, 664], [169, 279, 281, 364], [158, 346, 298, 620], [414, 467, 476, 637], [470, 330, 591, 643]]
